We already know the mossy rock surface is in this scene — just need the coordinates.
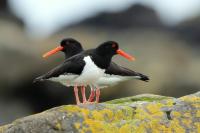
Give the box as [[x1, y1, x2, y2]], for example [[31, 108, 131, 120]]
[[0, 92, 200, 133]]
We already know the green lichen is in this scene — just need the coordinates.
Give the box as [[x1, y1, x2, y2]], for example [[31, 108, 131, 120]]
[[106, 94, 172, 104]]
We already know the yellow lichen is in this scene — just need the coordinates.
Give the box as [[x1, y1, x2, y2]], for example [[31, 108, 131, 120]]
[[184, 112, 191, 118], [102, 109, 114, 121], [155, 124, 171, 132], [55, 122, 62, 130], [180, 96, 200, 103], [145, 103, 163, 114], [165, 99, 175, 106], [119, 124, 132, 133], [61, 105, 136, 132], [171, 111, 181, 118], [83, 119, 118, 133], [196, 110, 200, 117], [170, 119, 185, 133], [80, 108, 90, 117], [74, 122, 81, 129], [192, 102, 200, 108], [91, 110, 105, 121], [134, 123, 147, 133], [114, 109, 124, 120], [182, 119, 192, 127], [61, 105, 80, 113], [194, 122, 200, 132]]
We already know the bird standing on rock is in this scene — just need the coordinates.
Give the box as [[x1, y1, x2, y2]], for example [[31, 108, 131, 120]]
[[34, 40, 135, 104], [41, 38, 149, 103]]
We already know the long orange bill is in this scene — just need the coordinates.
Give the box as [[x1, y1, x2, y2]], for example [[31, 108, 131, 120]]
[[42, 46, 64, 58], [116, 49, 135, 61]]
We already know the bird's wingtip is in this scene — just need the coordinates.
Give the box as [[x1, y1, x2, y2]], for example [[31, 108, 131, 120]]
[[33, 76, 43, 83], [139, 74, 150, 82]]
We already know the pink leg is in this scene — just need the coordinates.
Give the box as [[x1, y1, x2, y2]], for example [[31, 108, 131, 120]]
[[81, 86, 87, 103], [74, 86, 80, 105], [96, 88, 100, 103], [88, 88, 95, 102]]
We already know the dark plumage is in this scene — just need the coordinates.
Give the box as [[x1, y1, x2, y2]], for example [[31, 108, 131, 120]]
[[34, 41, 122, 83], [60, 38, 149, 82], [34, 38, 149, 104], [34, 54, 85, 82], [34, 38, 149, 83], [105, 62, 149, 82]]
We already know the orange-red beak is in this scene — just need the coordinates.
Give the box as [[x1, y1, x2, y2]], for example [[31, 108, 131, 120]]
[[116, 49, 135, 61], [43, 46, 64, 58]]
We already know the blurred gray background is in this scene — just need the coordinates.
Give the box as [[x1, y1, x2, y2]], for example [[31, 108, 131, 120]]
[[0, 0, 200, 125]]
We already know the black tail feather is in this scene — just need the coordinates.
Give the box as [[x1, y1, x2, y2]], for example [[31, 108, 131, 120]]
[[33, 76, 44, 83], [137, 73, 149, 82]]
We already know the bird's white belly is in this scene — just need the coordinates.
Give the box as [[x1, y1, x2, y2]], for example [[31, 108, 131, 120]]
[[49, 74, 79, 86], [49, 73, 139, 88], [97, 74, 141, 88], [96, 74, 132, 88], [74, 56, 105, 84]]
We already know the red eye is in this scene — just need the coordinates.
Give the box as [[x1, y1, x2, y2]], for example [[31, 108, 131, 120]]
[[112, 43, 116, 48]]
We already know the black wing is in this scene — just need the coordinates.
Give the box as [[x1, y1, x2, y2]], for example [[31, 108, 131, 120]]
[[34, 54, 85, 82], [105, 62, 149, 82]]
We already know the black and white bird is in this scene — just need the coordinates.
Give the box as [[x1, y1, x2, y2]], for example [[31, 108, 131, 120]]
[[34, 40, 135, 104], [36, 38, 149, 103]]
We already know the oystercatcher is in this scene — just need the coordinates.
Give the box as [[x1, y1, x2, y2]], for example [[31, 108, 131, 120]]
[[39, 38, 149, 103], [34, 40, 134, 104], [42, 38, 88, 104]]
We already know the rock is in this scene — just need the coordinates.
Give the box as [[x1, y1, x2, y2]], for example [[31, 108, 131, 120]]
[[175, 16, 200, 46], [63, 4, 165, 31], [0, 92, 200, 133]]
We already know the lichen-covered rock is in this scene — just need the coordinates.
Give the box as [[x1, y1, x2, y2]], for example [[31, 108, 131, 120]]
[[0, 92, 200, 133]]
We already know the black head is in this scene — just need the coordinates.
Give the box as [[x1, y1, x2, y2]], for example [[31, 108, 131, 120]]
[[96, 41, 119, 57], [60, 38, 83, 59], [92, 41, 134, 69], [91, 41, 119, 69], [60, 38, 83, 52]]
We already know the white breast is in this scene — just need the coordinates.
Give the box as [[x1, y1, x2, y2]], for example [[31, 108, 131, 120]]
[[74, 56, 105, 85], [48, 56, 105, 87]]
